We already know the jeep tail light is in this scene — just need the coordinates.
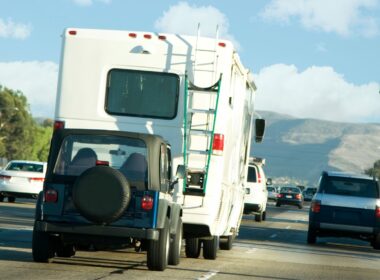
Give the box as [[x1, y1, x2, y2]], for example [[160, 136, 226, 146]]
[[45, 189, 58, 203], [295, 194, 301, 200], [376, 206, 380, 218], [311, 200, 321, 213], [212, 133, 224, 155], [141, 195, 153, 211], [29, 177, 45, 182], [54, 120, 65, 131]]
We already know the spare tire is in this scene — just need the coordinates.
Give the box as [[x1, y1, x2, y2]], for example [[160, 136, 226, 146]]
[[73, 166, 131, 224]]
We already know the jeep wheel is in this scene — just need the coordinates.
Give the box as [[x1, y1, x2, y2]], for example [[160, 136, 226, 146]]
[[372, 234, 380, 250], [147, 217, 170, 271], [73, 166, 131, 224], [185, 238, 201, 258], [307, 226, 317, 244], [168, 218, 182, 265], [32, 223, 55, 262], [219, 234, 233, 250], [0, 194, 4, 202], [203, 236, 218, 260]]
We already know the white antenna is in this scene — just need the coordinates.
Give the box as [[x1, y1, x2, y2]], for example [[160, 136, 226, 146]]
[[193, 23, 201, 81]]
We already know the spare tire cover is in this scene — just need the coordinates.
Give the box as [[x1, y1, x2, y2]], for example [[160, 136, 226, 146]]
[[73, 166, 131, 224]]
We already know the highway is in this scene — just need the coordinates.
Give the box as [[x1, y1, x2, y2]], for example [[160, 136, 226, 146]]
[[0, 200, 379, 279]]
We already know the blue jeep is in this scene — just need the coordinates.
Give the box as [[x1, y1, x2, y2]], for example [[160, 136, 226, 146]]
[[32, 128, 183, 271]]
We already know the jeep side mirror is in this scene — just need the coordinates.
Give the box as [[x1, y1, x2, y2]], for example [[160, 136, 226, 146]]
[[255, 119, 265, 143], [169, 164, 186, 190]]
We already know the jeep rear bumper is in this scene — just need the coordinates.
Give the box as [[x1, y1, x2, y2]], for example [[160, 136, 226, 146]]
[[34, 221, 159, 240]]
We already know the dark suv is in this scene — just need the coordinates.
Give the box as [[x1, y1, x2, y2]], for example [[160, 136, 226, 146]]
[[32, 128, 183, 271], [308, 171, 380, 249]]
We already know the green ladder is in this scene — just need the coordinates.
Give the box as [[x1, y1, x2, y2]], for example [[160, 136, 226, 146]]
[[183, 74, 222, 196]]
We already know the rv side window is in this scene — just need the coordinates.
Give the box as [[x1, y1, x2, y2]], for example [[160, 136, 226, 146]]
[[105, 69, 179, 119], [247, 166, 257, 183]]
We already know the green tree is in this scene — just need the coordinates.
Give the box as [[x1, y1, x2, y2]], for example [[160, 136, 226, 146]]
[[0, 85, 52, 162], [365, 160, 380, 178]]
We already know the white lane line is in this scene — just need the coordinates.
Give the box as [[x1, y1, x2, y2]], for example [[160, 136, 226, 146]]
[[246, 248, 257, 254], [197, 270, 219, 280], [270, 233, 277, 238], [285, 225, 291, 229]]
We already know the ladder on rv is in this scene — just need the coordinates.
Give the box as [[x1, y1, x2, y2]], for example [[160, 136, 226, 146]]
[[182, 74, 222, 196]]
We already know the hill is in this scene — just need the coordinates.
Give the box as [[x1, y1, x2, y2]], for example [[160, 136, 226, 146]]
[[251, 111, 380, 185]]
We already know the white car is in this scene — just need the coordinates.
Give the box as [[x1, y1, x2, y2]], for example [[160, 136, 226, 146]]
[[0, 160, 47, 203], [243, 158, 269, 222]]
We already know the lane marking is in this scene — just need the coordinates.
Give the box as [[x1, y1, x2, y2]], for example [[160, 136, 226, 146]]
[[246, 248, 257, 254], [197, 270, 219, 280], [286, 225, 291, 229]]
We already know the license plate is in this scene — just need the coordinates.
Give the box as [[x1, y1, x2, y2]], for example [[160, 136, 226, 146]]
[[286, 195, 292, 198]]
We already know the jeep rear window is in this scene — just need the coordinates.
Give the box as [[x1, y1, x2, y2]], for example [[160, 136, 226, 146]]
[[105, 69, 179, 119], [247, 166, 257, 183], [322, 176, 379, 198], [54, 135, 148, 188]]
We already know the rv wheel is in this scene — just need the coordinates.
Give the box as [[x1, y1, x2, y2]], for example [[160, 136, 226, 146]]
[[73, 166, 131, 224]]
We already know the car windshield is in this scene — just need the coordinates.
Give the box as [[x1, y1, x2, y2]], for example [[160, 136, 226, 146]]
[[322, 176, 379, 198], [281, 187, 300, 193], [6, 162, 44, 173], [54, 135, 148, 187]]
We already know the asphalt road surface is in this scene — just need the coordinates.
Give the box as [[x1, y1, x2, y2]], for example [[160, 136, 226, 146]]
[[0, 199, 379, 279]]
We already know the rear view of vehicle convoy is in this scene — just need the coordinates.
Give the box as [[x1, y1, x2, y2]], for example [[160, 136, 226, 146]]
[[32, 27, 265, 270]]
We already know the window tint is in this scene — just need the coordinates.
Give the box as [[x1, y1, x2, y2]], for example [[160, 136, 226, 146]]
[[247, 166, 257, 183], [322, 176, 379, 198], [54, 134, 148, 189], [105, 69, 179, 119], [281, 187, 300, 193]]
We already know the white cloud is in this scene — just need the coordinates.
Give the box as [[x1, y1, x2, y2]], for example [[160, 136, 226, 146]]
[[72, 0, 111, 6], [0, 18, 32, 39], [254, 64, 380, 123], [0, 61, 58, 118], [260, 0, 379, 37], [154, 1, 240, 49]]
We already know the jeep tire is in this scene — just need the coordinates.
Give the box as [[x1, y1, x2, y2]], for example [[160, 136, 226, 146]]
[[32, 222, 55, 262], [168, 218, 182, 265], [147, 217, 170, 271], [73, 166, 131, 224]]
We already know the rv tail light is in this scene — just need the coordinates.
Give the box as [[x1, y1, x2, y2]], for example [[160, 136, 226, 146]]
[[212, 133, 224, 155], [129, 33, 137, 38], [96, 160, 109, 166], [29, 177, 45, 183], [45, 189, 58, 203], [158, 35, 166, 40], [218, 42, 226, 47], [141, 195, 153, 211], [311, 200, 321, 213], [376, 206, 380, 218], [54, 120, 65, 131], [144, 34, 152, 39], [68, 30, 77, 35]]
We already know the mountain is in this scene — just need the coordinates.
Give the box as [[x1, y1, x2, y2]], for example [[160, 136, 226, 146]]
[[251, 111, 380, 185]]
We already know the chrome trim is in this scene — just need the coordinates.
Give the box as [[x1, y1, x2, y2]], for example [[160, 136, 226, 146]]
[[320, 222, 373, 233]]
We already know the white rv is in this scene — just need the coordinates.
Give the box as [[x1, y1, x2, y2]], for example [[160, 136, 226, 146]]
[[54, 28, 265, 259]]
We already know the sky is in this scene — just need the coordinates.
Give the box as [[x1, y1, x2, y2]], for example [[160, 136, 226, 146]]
[[0, 0, 379, 123]]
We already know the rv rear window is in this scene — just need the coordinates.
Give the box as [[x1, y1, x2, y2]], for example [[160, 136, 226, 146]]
[[105, 69, 179, 119], [247, 166, 257, 183]]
